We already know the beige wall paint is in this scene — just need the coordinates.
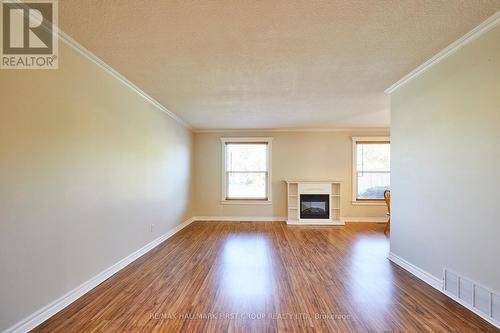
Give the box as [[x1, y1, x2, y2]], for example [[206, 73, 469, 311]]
[[0, 43, 194, 330], [194, 131, 390, 219], [391, 25, 500, 291]]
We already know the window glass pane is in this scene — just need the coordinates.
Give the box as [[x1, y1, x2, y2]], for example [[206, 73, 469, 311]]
[[357, 143, 390, 172], [226, 144, 267, 171], [227, 172, 267, 199], [357, 172, 390, 199]]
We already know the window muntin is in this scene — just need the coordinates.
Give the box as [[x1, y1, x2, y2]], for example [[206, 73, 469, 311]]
[[224, 142, 269, 200]]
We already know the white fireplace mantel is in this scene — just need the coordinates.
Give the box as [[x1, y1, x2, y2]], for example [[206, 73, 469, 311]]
[[285, 180, 344, 225]]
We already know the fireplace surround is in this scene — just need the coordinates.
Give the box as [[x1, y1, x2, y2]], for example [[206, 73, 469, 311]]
[[285, 180, 344, 225]]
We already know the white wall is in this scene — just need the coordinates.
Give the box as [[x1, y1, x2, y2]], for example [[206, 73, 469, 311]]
[[0, 42, 195, 330], [194, 130, 390, 219], [390, 24, 500, 291]]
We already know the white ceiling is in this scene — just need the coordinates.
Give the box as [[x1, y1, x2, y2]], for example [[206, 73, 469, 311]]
[[59, 1, 500, 130]]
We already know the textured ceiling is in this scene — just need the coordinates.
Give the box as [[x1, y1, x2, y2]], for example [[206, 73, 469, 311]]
[[58, 1, 500, 129]]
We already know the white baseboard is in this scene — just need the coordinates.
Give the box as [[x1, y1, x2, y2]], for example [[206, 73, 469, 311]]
[[388, 252, 443, 291], [442, 288, 500, 329], [12, 220, 494, 332], [2, 217, 195, 333], [389, 253, 500, 329], [193, 216, 286, 222], [193, 216, 387, 223], [343, 216, 388, 223], [286, 219, 344, 226]]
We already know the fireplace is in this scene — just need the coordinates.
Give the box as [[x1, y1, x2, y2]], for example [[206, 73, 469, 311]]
[[300, 194, 329, 219]]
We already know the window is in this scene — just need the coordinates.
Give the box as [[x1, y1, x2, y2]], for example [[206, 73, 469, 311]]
[[352, 137, 390, 203], [221, 137, 272, 202]]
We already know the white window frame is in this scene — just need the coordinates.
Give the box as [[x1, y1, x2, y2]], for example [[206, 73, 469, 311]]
[[351, 136, 390, 206], [220, 137, 273, 205]]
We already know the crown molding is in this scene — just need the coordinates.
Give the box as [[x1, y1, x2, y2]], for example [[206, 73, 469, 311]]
[[12, 0, 192, 130], [385, 11, 500, 94], [57, 31, 192, 129], [18, 0, 388, 133], [193, 127, 390, 133]]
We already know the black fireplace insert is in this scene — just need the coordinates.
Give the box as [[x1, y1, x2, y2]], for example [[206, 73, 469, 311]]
[[300, 194, 329, 219]]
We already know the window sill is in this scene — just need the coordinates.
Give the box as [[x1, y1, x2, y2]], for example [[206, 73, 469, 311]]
[[221, 199, 272, 205], [351, 200, 386, 206]]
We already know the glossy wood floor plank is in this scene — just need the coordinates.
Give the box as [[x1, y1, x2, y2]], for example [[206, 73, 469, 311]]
[[32, 222, 498, 332]]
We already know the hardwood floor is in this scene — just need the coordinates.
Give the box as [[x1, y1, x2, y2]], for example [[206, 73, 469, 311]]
[[32, 222, 498, 332]]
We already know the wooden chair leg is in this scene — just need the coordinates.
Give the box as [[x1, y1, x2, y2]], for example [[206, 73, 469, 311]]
[[384, 217, 390, 235]]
